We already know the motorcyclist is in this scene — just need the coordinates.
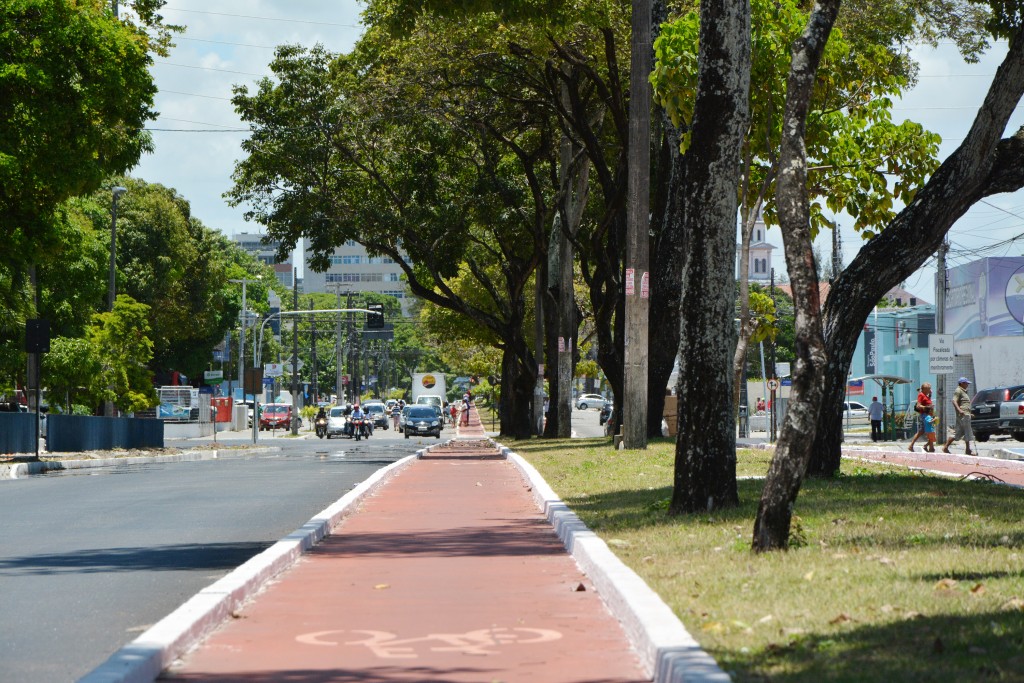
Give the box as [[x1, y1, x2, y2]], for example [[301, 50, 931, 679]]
[[314, 406, 327, 437], [350, 404, 366, 438]]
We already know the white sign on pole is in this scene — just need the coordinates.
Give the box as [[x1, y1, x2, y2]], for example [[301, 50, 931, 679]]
[[928, 334, 955, 374], [264, 363, 284, 378], [776, 362, 791, 378]]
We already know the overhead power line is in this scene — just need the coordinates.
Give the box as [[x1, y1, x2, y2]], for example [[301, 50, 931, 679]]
[[155, 61, 267, 77], [162, 7, 363, 29]]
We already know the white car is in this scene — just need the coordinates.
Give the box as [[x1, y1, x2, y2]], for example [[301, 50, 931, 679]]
[[843, 401, 870, 421], [325, 406, 348, 438], [576, 394, 605, 410]]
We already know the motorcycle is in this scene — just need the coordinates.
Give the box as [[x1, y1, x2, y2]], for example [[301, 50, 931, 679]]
[[314, 416, 327, 439], [351, 417, 370, 441]]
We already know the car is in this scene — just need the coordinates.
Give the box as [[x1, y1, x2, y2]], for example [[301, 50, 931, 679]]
[[842, 401, 869, 422], [977, 385, 1024, 441], [599, 400, 613, 425], [576, 393, 605, 410], [363, 402, 389, 429], [325, 405, 348, 438], [259, 403, 293, 430], [403, 405, 443, 438]]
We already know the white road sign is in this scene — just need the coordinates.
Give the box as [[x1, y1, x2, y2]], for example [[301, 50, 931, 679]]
[[928, 334, 955, 374], [264, 363, 284, 377]]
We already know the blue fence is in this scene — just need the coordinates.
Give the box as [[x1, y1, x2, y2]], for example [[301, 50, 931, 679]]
[[0, 412, 38, 455], [46, 415, 164, 452]]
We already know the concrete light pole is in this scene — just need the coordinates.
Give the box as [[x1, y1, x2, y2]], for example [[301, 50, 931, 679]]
[[105, 186, 127, 418], [108, 186, 127, 312]]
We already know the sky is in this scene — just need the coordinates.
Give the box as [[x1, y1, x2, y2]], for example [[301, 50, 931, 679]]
[[130, 3, 1024, 296]]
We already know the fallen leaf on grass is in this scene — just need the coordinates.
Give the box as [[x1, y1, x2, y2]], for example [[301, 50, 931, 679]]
[[971, 583, 986, 596], [803, 571, 815, 581], [829, 613, 853, 625], [878, 556, 895, 566], [1002, 597, 1024, 611], [702, 621, 725, 633], [758, 615, 774, 624], [934, 578, 959, 592], [880, 604, 895, 614]]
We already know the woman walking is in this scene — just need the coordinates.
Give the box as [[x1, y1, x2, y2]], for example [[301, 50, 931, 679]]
[[907, 382, 933, 452]]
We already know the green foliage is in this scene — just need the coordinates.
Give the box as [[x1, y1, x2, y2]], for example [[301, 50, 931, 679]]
[[652, 0, 943, 238], [89, 295, 158, 413], [0, 0, 171, 291], [41, 336, 104, 413]]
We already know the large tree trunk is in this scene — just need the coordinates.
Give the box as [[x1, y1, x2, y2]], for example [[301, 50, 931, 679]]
[[500, 338, 538, 439], [647, 109, 686, 438], [806, 30, 1024, 478], [669, 0, 750, 514], [752, 0, 840, 552]]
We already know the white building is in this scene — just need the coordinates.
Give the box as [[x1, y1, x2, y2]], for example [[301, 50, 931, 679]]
[[232, 232, 291, 267], [737, 211, 775, 282], [303, 240, 410, 315], [943, 256, 1024, 392]]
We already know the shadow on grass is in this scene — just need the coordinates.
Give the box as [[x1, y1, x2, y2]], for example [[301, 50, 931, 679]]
[[561, 472, 1024, 552], [718, 609, 1024, 683]]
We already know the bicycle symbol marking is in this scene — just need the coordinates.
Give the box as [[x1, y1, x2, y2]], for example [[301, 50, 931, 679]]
[[295, 627, 563, 659]]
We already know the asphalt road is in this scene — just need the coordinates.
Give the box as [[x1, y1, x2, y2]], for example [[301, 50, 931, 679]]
[[0, 425, 436, 683]]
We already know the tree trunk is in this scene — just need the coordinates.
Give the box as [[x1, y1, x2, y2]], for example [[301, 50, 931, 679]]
[[752, 0, 841, 552], [669, 0, 750, 514], [500, 338, 538, 439], [647, 109, 686, 438], [806, 29, 1024, 478]]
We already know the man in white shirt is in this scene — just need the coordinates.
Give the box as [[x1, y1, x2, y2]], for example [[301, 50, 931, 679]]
[[868, 396, 884, 442]]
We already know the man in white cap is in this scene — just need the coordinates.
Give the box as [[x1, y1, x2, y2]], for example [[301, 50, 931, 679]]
[[943, 377, 974, 455]]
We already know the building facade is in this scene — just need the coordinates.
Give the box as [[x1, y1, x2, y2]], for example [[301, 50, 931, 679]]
[[302, 240, 410, 315], [737, 211, 775, 282]]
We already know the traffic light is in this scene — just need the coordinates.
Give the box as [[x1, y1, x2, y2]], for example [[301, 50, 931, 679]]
[[366, 303, 385, 329]]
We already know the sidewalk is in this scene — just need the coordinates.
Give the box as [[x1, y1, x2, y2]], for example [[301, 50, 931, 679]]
[[84, 404, 722, 682]]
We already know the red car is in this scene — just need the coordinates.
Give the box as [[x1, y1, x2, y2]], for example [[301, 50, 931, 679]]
[[259, 403, 293, 430]]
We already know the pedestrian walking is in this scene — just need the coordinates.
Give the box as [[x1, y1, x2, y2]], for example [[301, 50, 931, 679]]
[[907, 382, 933, 452], [943, 377, 975, 455], [391, 402, 401, 431], [868, 396, 884, 441]]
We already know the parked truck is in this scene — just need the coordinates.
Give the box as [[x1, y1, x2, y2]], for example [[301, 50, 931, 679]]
[[412, 372, 448, 407]]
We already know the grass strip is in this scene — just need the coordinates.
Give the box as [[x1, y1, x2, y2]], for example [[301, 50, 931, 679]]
[[511, 436, 1024, 682]]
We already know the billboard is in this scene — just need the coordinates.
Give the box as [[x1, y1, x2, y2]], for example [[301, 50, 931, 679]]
[[945, 257, 1024, 340]]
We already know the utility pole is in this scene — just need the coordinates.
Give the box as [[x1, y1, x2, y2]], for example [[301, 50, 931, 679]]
[[622, 0, 652, 449], [309, 297, 318, 404], [326, 283, 347, 404], [769, 268, 777, 442], [290, 268, 299, 435], [347, 290, 355, 403], [229, 277, 259, 403], [936, 240, 949, 433]]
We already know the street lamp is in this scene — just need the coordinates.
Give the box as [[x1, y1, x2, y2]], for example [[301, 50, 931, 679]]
[[108, 186, 127, 312]]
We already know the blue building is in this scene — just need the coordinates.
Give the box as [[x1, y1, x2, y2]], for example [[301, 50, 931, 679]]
[[848, 305, 936, 409]]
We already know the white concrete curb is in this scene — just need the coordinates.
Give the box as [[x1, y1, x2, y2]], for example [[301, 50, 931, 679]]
[[78, 452, 420, 683], [498, 441, 731, 683]]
